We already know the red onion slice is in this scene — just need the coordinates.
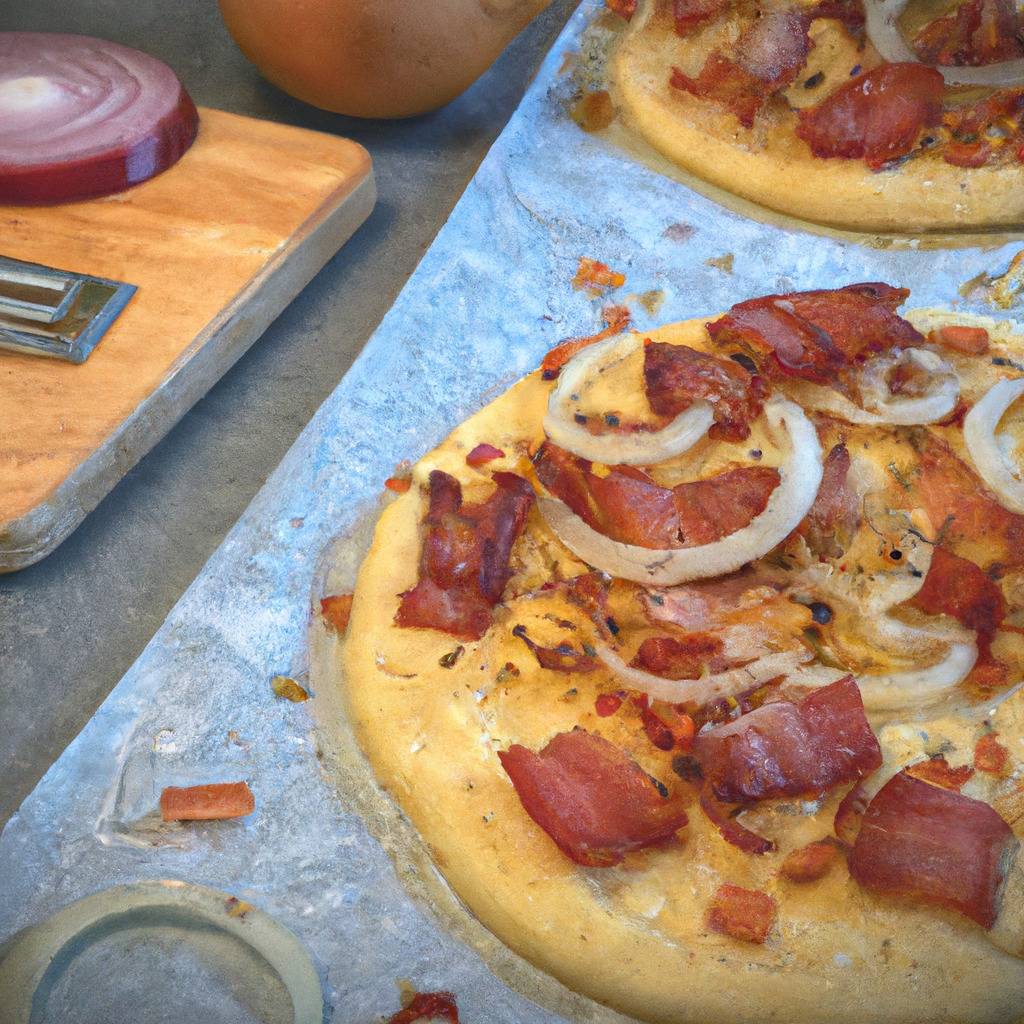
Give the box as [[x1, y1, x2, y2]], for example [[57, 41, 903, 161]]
[[0, 33, 199, 204], [865, 0, 1024, 87]]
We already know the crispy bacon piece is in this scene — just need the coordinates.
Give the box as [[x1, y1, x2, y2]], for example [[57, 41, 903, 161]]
[[320, 593, 354, 634], [573, 256, 625, 293], [643, 341, 769, 442], [642, 567, 786, 629], [699, 788, 775, 854], [670, 56, 767, 129], [694, 676, 882, 804], [631, 633, 725, 679], [907, 546, 1007, 684], [780, 838, 842, 882], [706, 283, 922, 385], [673, 0, 730, 35], [706, 883, 777, 942], [912, 432, 1024, 570], [396, 471, 534, 640], [387, 992, 459, 1024], [498, 729, 688, 866], [512, 624, 600, 673], [534, 442, 779, 549], [928, 324, 990, 354], [796, 442, 859, 557], [907, 757, 975, 792], [914, 0, 1024, 65], [849, 770, 1016, 928], [160, 782, 255, 821], [975, 733, 1010, 774], [466, 443, 504, 467], [797, 63, 944, 169], [541, 305, 631, 380]]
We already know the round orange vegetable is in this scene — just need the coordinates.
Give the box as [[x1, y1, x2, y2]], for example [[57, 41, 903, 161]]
[[218, 0, 553, 119]]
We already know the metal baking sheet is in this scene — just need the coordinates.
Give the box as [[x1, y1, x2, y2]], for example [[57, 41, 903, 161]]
[[3, 3, 1023, 1020]]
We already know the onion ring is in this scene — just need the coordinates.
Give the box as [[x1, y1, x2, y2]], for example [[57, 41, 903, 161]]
[[864, 0, 1024, 87], [538, 397, 823, 585], [543, 332, 714, 465], [855, 640, 979, 713], [595, 643, 812, 704], [790, 350, 959, 426], [963, 377, 1024, 514]]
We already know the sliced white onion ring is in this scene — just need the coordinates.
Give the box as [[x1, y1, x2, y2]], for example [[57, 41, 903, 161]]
[[963, 377, 1024, 514], [855, 640, 979, 713], [538, 397, 823, 585], [865, 0, 1024, 87], [596, 643, 812, 704], [790, 349, 959, 426], [544, 332, 714, 465]]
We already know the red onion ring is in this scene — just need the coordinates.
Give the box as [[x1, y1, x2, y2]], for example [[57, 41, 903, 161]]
[[0, 33, 199, 204]]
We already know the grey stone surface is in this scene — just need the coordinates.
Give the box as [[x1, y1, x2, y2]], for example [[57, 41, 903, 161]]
[[0, 0, 577, 830]]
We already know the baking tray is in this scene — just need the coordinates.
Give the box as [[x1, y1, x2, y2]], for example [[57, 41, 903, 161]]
[[2, 3, 1023, 1021]]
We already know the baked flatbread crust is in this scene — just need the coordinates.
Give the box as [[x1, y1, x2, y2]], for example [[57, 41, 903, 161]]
[[339, 312, 1024, 1024], [608, 2, 1024, 232]]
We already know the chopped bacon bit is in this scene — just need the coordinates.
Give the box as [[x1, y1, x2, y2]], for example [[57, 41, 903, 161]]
[[572, 89, 616, 132], [466, 443, 505, 467], [320, 593, 354, 634], [849, 770, 1015, 928], [512, 624, 600, 673], [160, 781, 255, 822], [779, 838, 842, 882], [641, 702, 697, 752], [914, 0, 1024, 65], [797, 443, 860, 558], [699, 788, 775, 854], [606, 0, 637, 18], [387, 991, 459, 1024], [694, 676, 882, 804], [673, 0, 730, 35], [534, 441, 779, 549], [631, 633, 724, 679], [396, 471, 534, 640], [796, 63, 944, 170], [706, 282, 922, 385], [975, 733, 1010, 775], [595, 692, 624, 716], [907, 757, 975, 792], [573, 256, 626, 293], [834, 776, 873, 845], [943, 140, 992, 168], [907, 546, 1007, 683], [385, 476, 412, 493], [670, 55, 768, 129], [706, 883, 777, 943], [540, 305, 631, 380], [498, 729, 688, 866], [928, 325, 990, 354], [913, 432, 1024, 569], [643, 342, 769, 442]]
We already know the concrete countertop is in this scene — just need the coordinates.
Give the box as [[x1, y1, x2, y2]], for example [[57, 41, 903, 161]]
[[0, 0, 577, 828]]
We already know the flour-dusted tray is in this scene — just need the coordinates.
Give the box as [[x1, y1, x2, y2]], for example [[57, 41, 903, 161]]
[[2, 4, 1023, 1022], [0, 108, 374, 573]]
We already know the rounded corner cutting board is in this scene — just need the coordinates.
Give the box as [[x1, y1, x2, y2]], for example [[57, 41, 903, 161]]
[[0, 107, 375, 573]]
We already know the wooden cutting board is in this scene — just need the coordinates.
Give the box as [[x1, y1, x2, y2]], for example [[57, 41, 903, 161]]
[[0, 107, 374, 572]]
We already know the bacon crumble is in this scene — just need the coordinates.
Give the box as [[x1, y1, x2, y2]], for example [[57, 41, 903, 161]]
[[706, 883, 777, 943]]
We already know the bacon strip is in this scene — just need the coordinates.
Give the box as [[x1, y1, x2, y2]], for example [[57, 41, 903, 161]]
[[706, 283, 922, 385], [912, 432, 1024, 570], [534, 442, 779, 549], [849, 770, 1016, 928], [694, 676, 882, 803], [631, 633, 725, 679], [387, 992, 459, 1024], [699, 788, 775, 854], [643, 342, 769, 442], [796, 442, 860, 557], [396, 471, 534, 640], [797, 63, 944, 169], [706, 883, 777, 942], [670, 56, 768, 129], [498, 729, 688, 866], [914, 0, 1024, 65]]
